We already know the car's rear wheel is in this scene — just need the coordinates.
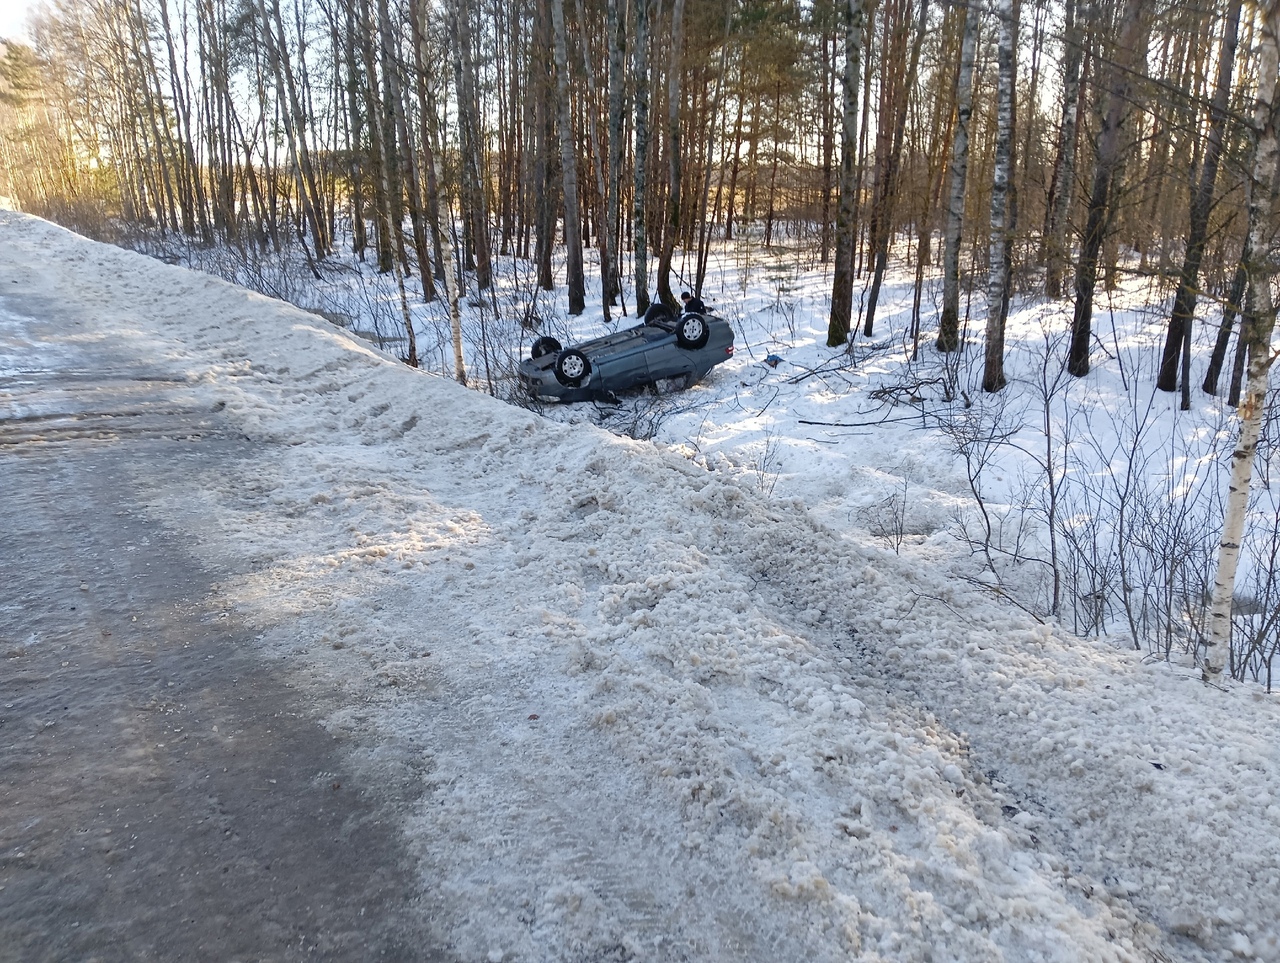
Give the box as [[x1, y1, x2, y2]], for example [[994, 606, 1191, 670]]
[[531, 336, 562, 359], [675, 313, 710, 349], [554, 348, 591, 386]]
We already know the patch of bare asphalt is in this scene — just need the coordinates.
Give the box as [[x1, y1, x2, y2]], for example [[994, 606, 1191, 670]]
[[0, 295, 450, 963]]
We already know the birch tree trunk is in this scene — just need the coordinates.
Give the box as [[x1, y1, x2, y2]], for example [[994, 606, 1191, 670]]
[[550, 0, 586, 314], [1204, 0, 1280, 682], [826, 0, 866, 347], [983, 0, 1017, 393], [937, 0, 977, 353]]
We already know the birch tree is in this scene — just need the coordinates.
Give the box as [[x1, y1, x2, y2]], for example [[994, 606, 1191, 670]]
[[936, 0, 977, 353], [1204, 0, 1280, 683], [983, 0, 1016, 393]]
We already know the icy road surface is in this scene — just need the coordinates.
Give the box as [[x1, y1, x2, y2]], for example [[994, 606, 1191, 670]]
[[2, 212, 1278, 962]]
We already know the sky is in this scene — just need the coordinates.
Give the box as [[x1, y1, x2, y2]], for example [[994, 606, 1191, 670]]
[[0, 0, 38, 42], [3, 207, 1279, 962]]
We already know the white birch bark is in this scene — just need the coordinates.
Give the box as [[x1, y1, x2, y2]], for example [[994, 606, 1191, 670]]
[[937, 0, 977, 352], [1204, 0, 1280, 682], [983, 0, 1015, 392]]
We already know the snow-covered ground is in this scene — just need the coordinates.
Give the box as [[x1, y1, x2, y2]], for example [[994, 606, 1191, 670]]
[[508, 242, 1279, 668], [5, 210, 1279, 961], [158, 223, 1275, 659]]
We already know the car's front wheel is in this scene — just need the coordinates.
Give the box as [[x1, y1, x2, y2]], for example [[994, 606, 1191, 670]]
[[554, 348, 591, 386], [531, 336, 562, 359], [675, 313, 710, 349]]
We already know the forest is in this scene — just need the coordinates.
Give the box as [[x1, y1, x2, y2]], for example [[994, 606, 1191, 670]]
[[1, 0, 1279, 683]]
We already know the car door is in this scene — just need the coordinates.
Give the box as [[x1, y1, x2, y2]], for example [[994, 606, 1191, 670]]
[[593, 325, 665, 392], [644, 332, 697, 383]]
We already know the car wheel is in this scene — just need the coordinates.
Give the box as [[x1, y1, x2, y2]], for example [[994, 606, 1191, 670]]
[[643, 302, 674, 323], [675, 313, 710, 349], [531, 336, 562, 360], [554, 348, 591, 387]]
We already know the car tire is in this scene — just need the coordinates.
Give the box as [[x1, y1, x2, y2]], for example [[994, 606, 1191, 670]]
[[675, 313, 710, 349], [531, 336, 562, 360], [554, 348, 591, 387], [643, 302, 674, 323]]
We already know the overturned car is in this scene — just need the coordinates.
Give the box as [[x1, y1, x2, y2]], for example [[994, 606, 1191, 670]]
[[518, 309, 735, 403]]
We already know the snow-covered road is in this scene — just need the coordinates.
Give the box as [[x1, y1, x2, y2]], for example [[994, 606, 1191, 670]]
[[2, 212, 1277, 962]]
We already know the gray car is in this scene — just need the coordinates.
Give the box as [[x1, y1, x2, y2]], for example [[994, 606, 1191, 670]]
[[518, 310, 735, 403]]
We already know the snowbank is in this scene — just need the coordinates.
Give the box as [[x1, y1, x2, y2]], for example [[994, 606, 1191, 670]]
[[3, 210, 1277, 962]]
